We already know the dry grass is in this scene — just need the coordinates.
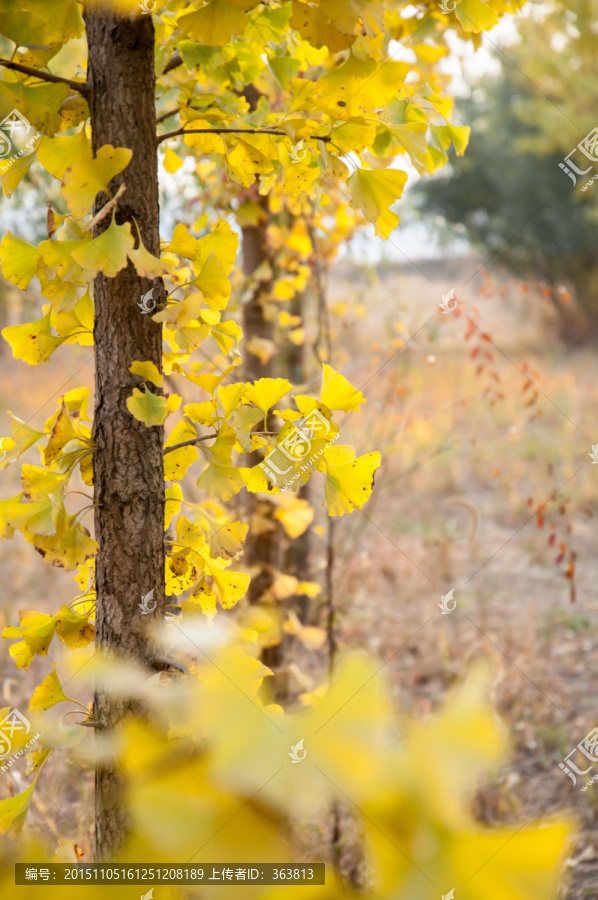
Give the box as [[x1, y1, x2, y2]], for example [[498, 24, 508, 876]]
[[0, 256, 597, 894]]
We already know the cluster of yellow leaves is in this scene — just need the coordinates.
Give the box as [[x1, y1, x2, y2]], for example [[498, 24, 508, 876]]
[[2, 604, 95, 670], [145, 360, 380, 519], [0, 388, 97, 574], [0, 642, 572, 900]]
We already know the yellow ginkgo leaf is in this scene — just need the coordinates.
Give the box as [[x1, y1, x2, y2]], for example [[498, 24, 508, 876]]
[[289, 1, 354, 52], [163, 144, 183, 173], [455, 0, 500, 32], [187, 578, 218, 620], [8, 414, 44, 455], [322, 448, 381, 516], [208, 563, 250, 609], [28, 667, 75, 714], [0, 781, 37, 836], [320, 363, 365, 412], [127, 387, 168, 427], [55, 605, 95, 648], [175, 514, 207, 554], [2, 311, 63, 366], [43, 401, 82, 466], [18, 610, 58, 657], [0, 231, 39, 289], [165, 553, 199, 596], [348, 167, 407, 239], [211, 319, 242, 354], [271, 493, 314, 538], [229, 405, 263, 452], [128, 239, 172, 279], [167, 221, 238, 274], [197, 461, 246, 502], [244, 377, 293, 412], [164, 420, 200, 481], [0, 495, 20, 540], [21, 464, 64, 501], [177, 0, 251, 47], [29, 521, 98, 571], [313, 57, 409, 116], [62, 144, 132, 219], [36, 127, 90, 182], [72, 218, 134, 278], [7, 640, 34, 670], [164, 483, 183, 529], [283, 162, 320, 194], [183, 400, 219, 425], [129, 360, 163, 388], [38, 237, 89, 288], [192, 254, 231, 310]]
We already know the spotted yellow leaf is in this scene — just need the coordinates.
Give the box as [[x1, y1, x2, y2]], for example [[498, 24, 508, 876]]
[[321, 447, 381, 516]]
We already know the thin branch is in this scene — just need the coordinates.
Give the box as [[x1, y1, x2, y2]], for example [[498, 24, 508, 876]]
[[163, 435, 214, 455], [162, 53, 183, 75], [82, 183, 126, 233], [0, 58, 89, 97], [158, 126, 332, 145], [156, 107, 180, 124]]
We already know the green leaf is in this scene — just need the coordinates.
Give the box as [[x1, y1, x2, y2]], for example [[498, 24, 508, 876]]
[[127, 387, 168, 427]]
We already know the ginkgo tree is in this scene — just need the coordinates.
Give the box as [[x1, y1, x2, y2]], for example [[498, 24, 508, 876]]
[[0, 0, 521, 863]]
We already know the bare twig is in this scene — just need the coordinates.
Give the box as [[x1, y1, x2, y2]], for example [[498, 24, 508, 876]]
[[162, 53, 183, 75], [156, 107, 180, 124], [0, 58, 89, 97], [163, 435, 214, 455], [158, 127, 332, 145], [81, 184, 126, 233]]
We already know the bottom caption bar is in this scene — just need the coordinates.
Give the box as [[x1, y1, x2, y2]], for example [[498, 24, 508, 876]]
[[16, 864, 325, 885]]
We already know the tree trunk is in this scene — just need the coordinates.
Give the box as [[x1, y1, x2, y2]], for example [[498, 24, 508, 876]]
[[242, 196, 281, 621], [84, 3, 164, 861]]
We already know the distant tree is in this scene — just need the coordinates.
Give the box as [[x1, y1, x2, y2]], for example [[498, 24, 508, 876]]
[[414, 68, 598, 342]]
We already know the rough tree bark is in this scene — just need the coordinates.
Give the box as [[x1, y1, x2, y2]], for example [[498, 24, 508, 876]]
[[84, 3, 165, 860], [242, 195, 281, 629]]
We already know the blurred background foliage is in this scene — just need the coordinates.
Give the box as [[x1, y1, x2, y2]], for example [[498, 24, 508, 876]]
[[0, 631, 575, 898]]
